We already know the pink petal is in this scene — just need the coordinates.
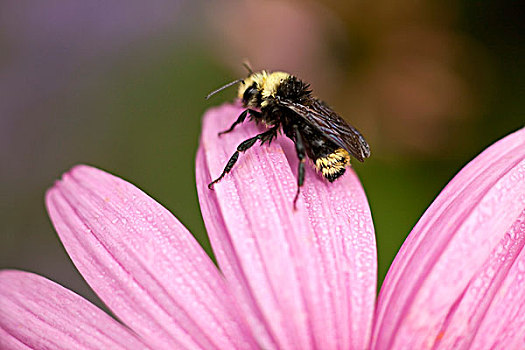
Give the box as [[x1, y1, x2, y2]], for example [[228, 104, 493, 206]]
[[469, 215, 525, 349], [0, 270, 148, 349], [373, 128, 525, 349], [46, 165, 256, 350], [197, 103, 376, 349]]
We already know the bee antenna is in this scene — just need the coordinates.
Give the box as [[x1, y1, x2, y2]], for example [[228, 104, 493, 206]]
[[205, 79, 243, 100], [242, 61, 254, 75]]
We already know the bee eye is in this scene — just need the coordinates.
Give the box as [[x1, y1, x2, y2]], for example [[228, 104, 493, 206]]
[[243, 84, 258, 101]]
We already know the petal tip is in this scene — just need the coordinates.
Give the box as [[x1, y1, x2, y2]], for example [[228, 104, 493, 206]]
[[0, 269, 18, 280], [68, 164, 104, 178]]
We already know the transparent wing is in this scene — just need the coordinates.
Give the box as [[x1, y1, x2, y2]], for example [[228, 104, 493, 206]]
[[277, 97, 371, 161]]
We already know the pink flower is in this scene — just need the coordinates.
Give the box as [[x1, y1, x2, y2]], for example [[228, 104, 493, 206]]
[[1, 104, 523, 349]]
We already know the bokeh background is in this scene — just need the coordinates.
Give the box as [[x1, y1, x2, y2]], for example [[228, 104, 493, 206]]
[[2, 0, 523, 308]]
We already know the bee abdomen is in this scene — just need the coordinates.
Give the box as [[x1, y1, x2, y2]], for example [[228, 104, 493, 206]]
[[314, 148, 350, 182]]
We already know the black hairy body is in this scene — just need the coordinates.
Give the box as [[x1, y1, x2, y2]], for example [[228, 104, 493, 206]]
[[207, 69, 370, 207]]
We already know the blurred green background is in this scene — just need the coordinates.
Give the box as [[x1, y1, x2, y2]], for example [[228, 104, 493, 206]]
[[1, 0, 523, 306]]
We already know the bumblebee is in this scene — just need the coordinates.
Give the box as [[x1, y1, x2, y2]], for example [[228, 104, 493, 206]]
[[206, 66, 370, 207]]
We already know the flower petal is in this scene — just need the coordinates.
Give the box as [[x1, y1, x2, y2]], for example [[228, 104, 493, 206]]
[[0, 270, 148, 350], [469, 214, 525, 349], [46, 165, 256, 350], [197, 103, 376, 349], [373, 128, 525, 349]]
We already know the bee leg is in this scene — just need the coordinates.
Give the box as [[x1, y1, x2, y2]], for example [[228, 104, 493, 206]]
[[292, 125, 306, 209], [209, 126, 279, 189], [258, 123, 280, 145], [247, 109, 262, 119], [218, 110, 248, 137], [218, 109, 261, 136]]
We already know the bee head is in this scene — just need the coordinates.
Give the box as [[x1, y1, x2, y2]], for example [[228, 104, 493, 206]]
[[238, 71, 265, 107], [206, 68, 291, 106], [238, 71, 291, 108]]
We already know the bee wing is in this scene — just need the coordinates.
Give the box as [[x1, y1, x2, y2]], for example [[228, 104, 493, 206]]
[[277, 97, 371, 161]]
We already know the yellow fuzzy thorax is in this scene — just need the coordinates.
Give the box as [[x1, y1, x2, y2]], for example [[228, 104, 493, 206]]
[[238, 71, 290, 106], [315, 148, 351, 177]]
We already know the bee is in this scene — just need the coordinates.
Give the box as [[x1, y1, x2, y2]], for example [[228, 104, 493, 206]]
[[206, 65, 370, 207]]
